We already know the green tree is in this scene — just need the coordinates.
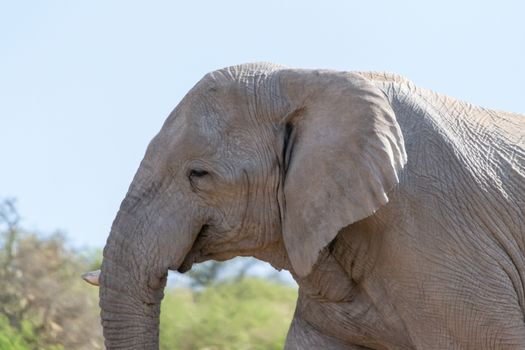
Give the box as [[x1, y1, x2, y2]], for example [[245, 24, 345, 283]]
[[0, 199, 103, 350], [185, 258, 259, 289]]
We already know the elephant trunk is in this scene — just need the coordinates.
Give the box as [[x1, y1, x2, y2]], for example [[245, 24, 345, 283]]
[[100, 255, 162, 349], [99, 196, 193, 349]]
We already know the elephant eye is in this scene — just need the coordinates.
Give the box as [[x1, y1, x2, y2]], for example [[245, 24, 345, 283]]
[[189, 169, 209, 178]]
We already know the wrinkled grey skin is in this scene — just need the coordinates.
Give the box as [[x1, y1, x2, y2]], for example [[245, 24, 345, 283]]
[[99, 63, 525, 349]]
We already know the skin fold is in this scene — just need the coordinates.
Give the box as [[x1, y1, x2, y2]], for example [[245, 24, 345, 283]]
[[94, 63, 525, 349]]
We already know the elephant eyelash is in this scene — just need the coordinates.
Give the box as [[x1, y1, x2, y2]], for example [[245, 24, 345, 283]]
[[189, 169, 209, 180]]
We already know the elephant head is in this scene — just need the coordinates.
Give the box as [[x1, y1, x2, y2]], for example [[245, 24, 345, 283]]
[[85, 63, 406, 349]]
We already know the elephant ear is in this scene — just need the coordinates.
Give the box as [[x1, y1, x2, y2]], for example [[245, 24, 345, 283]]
[[277, 69, 406, 277]]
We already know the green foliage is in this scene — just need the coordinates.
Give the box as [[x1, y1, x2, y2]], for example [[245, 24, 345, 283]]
[[160, 278, 297, 350], [0, 314, 66, 350], [0, 199, 103, 350], [0, 314, 31, 349]]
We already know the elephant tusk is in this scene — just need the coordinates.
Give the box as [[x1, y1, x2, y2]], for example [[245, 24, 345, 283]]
[[82, 270, 100, 286]]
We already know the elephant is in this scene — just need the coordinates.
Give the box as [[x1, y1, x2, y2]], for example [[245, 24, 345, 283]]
[[83, 63, 525, 349]]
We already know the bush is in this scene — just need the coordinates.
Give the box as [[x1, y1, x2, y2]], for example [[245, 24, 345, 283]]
[[160, 278, 297, 350], [0, 314, 31, 350], [0, 200, 103, 350]]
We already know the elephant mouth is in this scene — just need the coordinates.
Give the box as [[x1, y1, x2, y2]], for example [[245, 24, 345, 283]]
[[177, 252, 199, 273], [177, 224, 210, 273], [176, 225, 248, 273]]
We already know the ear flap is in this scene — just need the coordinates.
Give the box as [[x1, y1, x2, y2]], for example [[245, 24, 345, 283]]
[[278, 70, 406, 277]]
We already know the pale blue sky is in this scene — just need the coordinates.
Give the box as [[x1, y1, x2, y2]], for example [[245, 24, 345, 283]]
[[1, 1, 524, 249]]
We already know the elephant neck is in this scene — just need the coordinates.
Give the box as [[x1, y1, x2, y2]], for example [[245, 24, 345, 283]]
[[293, 248, 357, 302], [252, 240, 293, 273], [292, 243, 413, 349], [290, 212, 387, 302]]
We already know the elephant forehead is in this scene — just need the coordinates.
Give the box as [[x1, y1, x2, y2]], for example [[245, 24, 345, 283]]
[[153, 84, 272, 167], [161, 114, 256, 165], [171, 121, 219, 155], [178, 96, 250, 134]]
